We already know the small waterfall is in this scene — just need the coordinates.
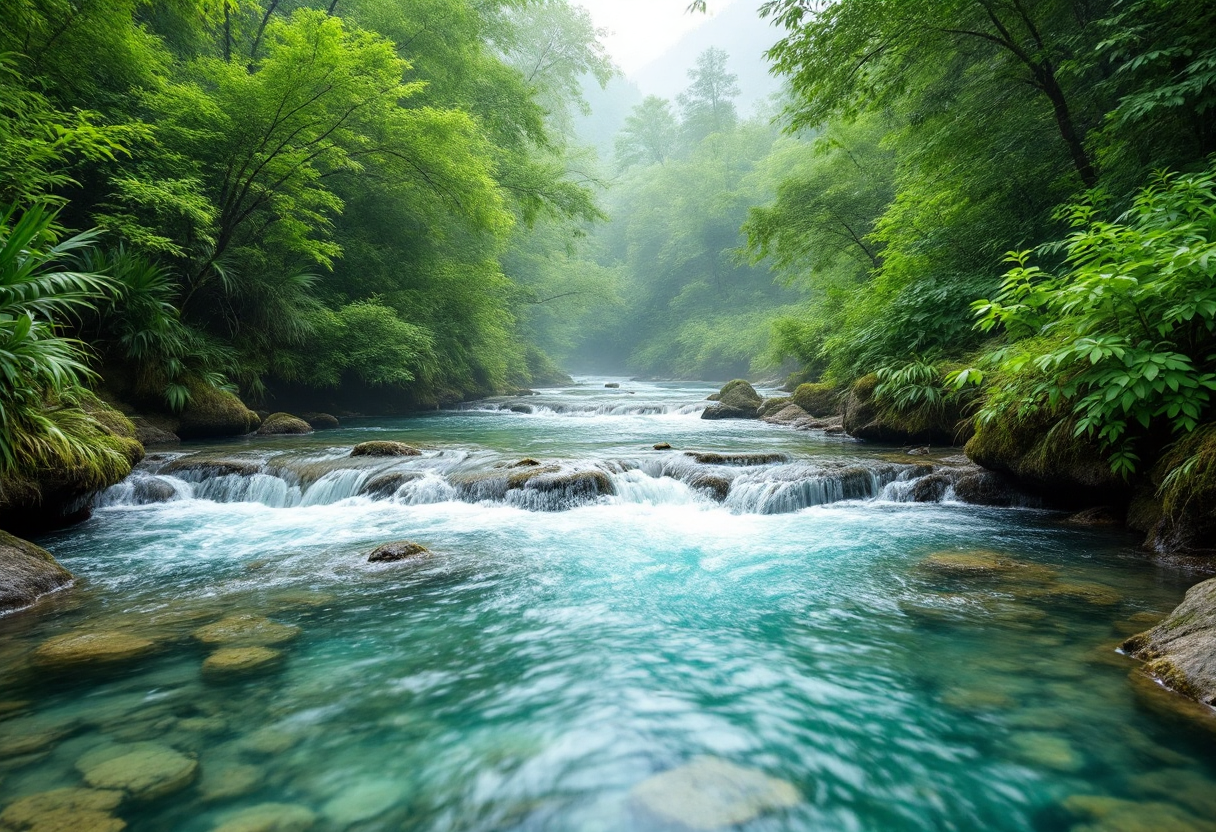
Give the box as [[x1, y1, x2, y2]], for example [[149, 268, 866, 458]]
[[97, 450, 989, 515], [465, 402, 706, 417]]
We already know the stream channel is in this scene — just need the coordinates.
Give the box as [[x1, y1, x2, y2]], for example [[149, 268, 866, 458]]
[[1, 378, 1214, 831]]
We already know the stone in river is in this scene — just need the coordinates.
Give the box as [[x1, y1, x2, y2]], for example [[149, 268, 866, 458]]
[[631, 756, 801, 830], [193, 615, 300, 646], [32, 631, 159, 670], [0, 530, 74, 614], [1123, 576, 1216, 708], [653, 443, 672, 450], [0, 787, 125, 832], [368, 541, 431, 563], [1008, 732, 1083, 772], [212, 802, 317, 832], [350, 441, 420, 458], [202, 646, 283, 680], [321, 780, 400, 824], [77, 742, 198, 800], [199, 762, 263, 802], [1061, 794, 1216, 832]]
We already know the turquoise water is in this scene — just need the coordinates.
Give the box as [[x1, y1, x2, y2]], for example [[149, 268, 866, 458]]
[[1, 379, 1214, 831]]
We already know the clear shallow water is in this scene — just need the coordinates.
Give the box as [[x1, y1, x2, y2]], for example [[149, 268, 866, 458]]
[[1, 379, 1215, 831]]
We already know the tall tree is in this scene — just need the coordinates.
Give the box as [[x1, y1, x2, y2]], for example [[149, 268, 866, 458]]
[[614, 96, 679, 168], [677, 47, 741, 143]]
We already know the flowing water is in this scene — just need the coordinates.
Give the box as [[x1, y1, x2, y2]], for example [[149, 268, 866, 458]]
[[2, 379, 1215, 831]]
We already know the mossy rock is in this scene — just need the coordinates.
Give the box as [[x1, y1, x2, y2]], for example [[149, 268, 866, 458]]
[[0, 397, 143, 533], [792, 383, 841, 417], [964, 411, 1126, 506], [0, 530, 73, 615], [202, 646, 284, 680], [302, 412, 339, 430], [842, 374, 962, 445], [257, 413, 312, 436], [1122, 576, 1216, 708], [716, 379, 763, 410], [758, 397, 793, 418], [176, 381, 259, 439], [350, 441, 420, 458]]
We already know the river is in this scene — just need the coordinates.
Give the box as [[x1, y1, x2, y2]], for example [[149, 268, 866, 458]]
[[1, 379, 1213, 831]]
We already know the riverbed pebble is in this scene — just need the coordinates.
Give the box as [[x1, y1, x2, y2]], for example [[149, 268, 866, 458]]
[[202, 646, 284, 680]]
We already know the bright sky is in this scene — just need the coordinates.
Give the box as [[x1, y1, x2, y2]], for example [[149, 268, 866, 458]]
[[575, 0, 736, 76]]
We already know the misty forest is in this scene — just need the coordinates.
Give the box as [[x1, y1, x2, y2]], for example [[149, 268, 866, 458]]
[[2, 0, 1216, 831]]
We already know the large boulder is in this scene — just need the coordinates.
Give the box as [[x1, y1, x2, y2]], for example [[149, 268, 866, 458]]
[[965, 410, 1128, 507], [176, 381, 260, 439], [302, 412, 339, 430], [842, 374, 962, 445], [257, 413, 312, 436], [792, 383, 841, 417], [0, 531, 73, 615], [701, 379, 764, 420], [1123, 577, 1216, 708]]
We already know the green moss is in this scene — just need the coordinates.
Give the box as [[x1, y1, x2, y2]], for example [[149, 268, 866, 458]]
[[176, 380, 259, 439], [792, 383, 840, 416], [1157, 425, 1216, 523], [758, 397, 793, 417], [965, 411, 1119, 495]]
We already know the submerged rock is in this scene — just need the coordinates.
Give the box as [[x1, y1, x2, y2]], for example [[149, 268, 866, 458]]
[[368, 541, 431, 563], [1061, 794, 1216, 832], [76, 742, 198, 801], [350, 441, 421, 458], [0, 530, 74, 615], [321, 780, 400, 824], [631, 756, 801, 830], [1008, 732, 1083, 772], [199, 762, 263, 802], [257, 413, 312, 436], [917, 551, 1050, 579], [193, 615, 300, 647], [32, 630, 158, 669], [1123, 577, 1216, 707], [212, 803, 316, 832], [0, 787, 125, 832], [202, 646, 284, 680]]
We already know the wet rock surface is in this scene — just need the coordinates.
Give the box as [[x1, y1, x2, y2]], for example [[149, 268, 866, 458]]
[[350, 441, 421, 458], [202, 646, 284, 680], [0, 787, 125, 832], [0, 531, 73, 616], [1123, 576, 1216, 707], [368, 541, 431, 563]]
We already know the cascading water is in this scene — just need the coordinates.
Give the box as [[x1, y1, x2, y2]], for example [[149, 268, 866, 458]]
[[1, 378, 1212, 832]]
